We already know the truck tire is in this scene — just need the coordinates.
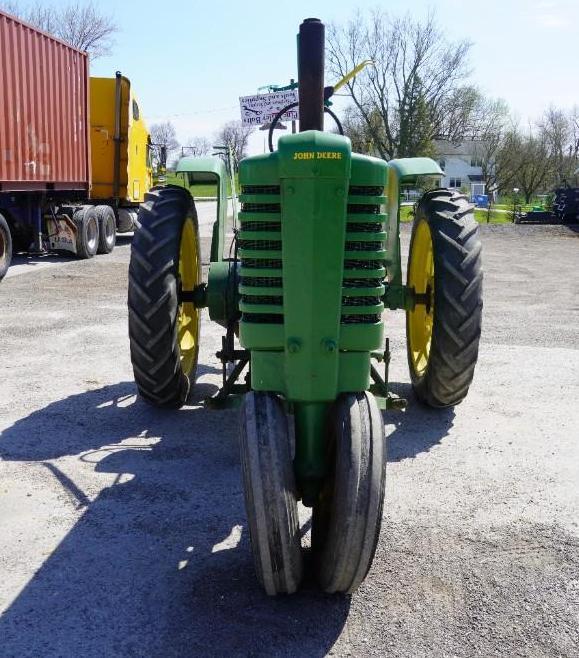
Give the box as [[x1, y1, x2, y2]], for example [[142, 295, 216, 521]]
[[73, 206, 99, 259], [406, 189, 483, 407], [0, 213, 13, 281], [128, 186, 201, 408], [240, 392, 303, 595], [95, 205, 116, 254], [313, 392, 386, 594]]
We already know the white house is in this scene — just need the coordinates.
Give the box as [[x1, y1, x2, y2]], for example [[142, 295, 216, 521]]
[[434, 140, 489, 199]]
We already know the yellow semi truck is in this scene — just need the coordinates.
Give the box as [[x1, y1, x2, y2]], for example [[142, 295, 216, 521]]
[[0, 59, 152, 280], [90, 73, 153, 234]]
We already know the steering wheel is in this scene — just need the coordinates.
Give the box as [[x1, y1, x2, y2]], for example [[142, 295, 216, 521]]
[[267, 103, 344, 153]]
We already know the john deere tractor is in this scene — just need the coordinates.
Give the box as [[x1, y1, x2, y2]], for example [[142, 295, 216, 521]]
[[127, 18, 483, 595]]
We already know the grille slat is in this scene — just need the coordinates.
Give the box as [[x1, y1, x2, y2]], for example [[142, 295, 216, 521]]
[[240, 276, 283, 288], [347, 222, 383, 232], [241, 202, 281, 213], [347, 203, 381, 214], [239, 240, 282, 251], [345, 241, 383, 251], [241, 295, 283, 306], [349, 185, 384, 196], [242, 185, 281, 195], [240, 221, 280, 231], [343, 277, 383, 288]]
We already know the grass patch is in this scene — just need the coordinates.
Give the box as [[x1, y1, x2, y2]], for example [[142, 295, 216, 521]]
[[494, 203, 535, 213], [400, 205, 415, 222], [400, 205, 509, 224], [474, 209, 511, 224]]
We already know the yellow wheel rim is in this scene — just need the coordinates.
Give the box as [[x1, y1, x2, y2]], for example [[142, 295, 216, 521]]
[[178, 217, 200, 376], [408, 220, 434, 377]]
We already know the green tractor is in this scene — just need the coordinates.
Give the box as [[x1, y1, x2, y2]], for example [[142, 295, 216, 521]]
[[127, 18, 483, 595]]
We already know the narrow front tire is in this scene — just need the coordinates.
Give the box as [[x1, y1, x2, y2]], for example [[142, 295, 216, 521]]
[[240, 392, 303, 595], [313, 392, 386, 594]]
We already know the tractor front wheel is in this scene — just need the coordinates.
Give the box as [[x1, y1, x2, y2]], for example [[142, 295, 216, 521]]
[[406, 189, 483, 407], [128, 186, 201, 408], [312, 392, 386, 594], [240, 392, 303, 595]]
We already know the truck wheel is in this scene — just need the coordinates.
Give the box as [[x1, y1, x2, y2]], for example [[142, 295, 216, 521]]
[[406, 189, 483, 407], [128, 186, 201, 408], [73, 206, 99, 259], [95, 205, 116, 254], [313, 392, 386, 594], [240, 392, 303, 595], [0, 213, 13, 281]]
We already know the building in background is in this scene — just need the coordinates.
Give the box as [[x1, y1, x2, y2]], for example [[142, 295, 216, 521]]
[[434, 140, 490, 200]]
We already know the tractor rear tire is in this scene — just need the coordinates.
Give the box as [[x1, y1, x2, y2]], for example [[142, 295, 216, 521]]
[[406, 189, 483, 407], [128, 186, 201, 409], [313, 392, 386, 594], [0, 213, 12, 281], [74, 206, 99, 259], [96, 205, 116, 254], [240, 392, 303, 595]]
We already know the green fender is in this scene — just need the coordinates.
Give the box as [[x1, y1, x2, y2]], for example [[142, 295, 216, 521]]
[[385, 157, 443, 286], [175, 156, 229, 262]]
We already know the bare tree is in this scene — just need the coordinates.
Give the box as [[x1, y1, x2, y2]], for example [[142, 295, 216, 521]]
[[539, 106, 579, 186], [495, 127, 554, 203], [1, 1, 118, 58], [469, 97, 512, 194], [515, 131, 554, 203], [150, 122, 180, 170], [341, 107, 377, 154], [183, 137, 211, 157], [327, 10, 474, 159], [215, 121, 254, 170]]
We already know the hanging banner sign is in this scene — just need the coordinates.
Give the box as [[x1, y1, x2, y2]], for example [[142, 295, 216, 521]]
[[239, 89, 299, 126]]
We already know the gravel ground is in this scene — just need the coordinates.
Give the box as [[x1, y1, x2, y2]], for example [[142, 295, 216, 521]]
[[0, 220, 578, 657]]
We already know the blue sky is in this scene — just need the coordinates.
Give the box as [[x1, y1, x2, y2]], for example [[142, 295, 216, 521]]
[[14, 0, 579, 153]]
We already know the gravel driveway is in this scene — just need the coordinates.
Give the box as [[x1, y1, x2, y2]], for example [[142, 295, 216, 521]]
[[0, 221, 578, 657]]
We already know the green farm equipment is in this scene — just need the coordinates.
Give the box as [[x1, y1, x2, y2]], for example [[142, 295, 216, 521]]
[[127, 18, 483, 595]]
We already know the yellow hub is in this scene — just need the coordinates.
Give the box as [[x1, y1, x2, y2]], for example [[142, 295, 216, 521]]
[[408, 220, 435, 377], [178, 218, 200, 376]]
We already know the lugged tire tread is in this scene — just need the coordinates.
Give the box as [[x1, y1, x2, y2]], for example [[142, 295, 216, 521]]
[[406, 188, 483, 407], [128, 185, 199, 409]]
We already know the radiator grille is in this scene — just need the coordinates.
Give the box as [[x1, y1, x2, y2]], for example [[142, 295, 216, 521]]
[[342, 185, 385, 325], [239, 184, 385, 327], [240, 185, 283, 324]]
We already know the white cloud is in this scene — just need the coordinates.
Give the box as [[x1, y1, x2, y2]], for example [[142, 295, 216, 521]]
[[529, 0, 568, 28]]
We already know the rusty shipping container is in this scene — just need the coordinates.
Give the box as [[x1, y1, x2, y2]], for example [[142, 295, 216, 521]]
[[0, 9, 90, 192]]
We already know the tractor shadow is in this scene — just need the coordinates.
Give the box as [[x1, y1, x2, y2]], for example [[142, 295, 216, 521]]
[[383, 381, 455, 462], [0, 377, 349, 657]]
